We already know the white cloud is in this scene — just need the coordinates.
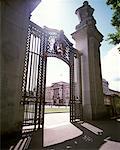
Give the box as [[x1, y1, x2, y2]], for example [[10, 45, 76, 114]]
[[101, 44, 120, 91], [31, 0, 65, 30]]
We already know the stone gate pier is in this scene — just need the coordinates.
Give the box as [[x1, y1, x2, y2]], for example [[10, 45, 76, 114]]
[[72, 1, 107, 120]]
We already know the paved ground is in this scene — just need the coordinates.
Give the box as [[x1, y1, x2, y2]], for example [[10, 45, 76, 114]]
[[44, 122, 83, 147], [44, 113, 83, 146], [29, 113, 120, 150], [44, 113, 70, 128]]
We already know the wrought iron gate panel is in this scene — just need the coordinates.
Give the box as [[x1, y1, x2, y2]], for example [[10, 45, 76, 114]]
[[21, 21, 80, 135], [44, 27, 77, 123], [21, 22, 49, 133]]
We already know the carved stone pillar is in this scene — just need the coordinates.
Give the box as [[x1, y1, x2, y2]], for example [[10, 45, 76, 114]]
[[72, 1, 107, 120]]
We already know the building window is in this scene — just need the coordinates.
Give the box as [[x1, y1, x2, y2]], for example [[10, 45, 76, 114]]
[[53, 88, 59, 99]]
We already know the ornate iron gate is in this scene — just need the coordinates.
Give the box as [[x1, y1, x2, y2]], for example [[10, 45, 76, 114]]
[[21, 21, 81, 139], [21, 22, 49, 134]]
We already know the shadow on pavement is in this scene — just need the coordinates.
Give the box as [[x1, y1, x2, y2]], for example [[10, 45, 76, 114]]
[[43, 120, 120, 150]]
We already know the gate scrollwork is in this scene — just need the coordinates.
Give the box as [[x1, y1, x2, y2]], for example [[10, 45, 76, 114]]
[[44, 26, 74, 65]]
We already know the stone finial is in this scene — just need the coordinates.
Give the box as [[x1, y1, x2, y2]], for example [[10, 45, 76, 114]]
[[83, 1, 89, 5], [75, 1, 96, 30]]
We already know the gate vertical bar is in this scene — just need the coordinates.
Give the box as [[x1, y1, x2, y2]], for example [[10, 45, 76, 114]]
[[70, 49, 75, 122]]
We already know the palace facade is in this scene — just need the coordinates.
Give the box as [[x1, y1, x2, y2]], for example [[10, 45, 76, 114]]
[[45, 82, 69, 106], [45, 80, 120, 112]]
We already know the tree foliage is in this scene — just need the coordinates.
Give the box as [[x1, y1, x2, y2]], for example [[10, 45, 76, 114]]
[[106, 0, 120, 45]]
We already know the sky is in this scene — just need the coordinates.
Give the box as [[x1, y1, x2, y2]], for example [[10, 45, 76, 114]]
[[31, 0, 120, 91]]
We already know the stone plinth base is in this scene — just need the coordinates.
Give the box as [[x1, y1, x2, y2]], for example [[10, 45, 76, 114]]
[[83, 104, 108, 120]]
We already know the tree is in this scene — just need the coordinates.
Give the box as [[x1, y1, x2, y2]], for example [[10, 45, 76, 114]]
[[106, 0, 120, 45]]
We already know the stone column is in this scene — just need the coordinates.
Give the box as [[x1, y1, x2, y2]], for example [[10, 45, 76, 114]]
[[74, 52, 83, 120], [1, 0, 41, 147], [72, 1, 106, 120]]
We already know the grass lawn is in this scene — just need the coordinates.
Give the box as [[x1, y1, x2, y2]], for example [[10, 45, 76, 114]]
[[45, 106, 70, 113]]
